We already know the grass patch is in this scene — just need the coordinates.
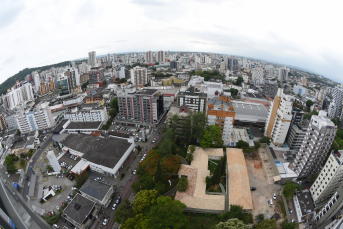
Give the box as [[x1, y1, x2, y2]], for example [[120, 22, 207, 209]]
[[208, 160, 220, 175], [13, 160, 27, 169], [186, 212, 220, 229], [278, 200, 286, 216]]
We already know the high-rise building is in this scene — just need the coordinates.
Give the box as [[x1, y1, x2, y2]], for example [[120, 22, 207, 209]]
[[2, 82, 34, 110], [286, 120, 308, 151], [5, 115, 17, 130], [262, 81, 278, 99], [227, 57, 238, 71], [177, 86, 207, 113], [88, 51, 96, 66], [156, 50, 165, 63], [170, 61, 178, 71], [328, 86, 343, 118], [220, 62, 226, 73], [264, 89, 293, 145], [251, 68, 264, 85], [310, 150, 343, 205], [145, 50, 153, 63], [117, 89, 164, 124], [290, 111, 337, 178], [57, 75, 72, 96], [88, 67, 105, 86], [301, 77, 307, 86], [0, 113, 7, 130], [33, 71, 41, 92], [293, 85, 308, 97], [130, 66, 148, 85]]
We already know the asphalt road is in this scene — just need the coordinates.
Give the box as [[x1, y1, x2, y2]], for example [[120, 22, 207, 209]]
[[22, 136, 53, 199]]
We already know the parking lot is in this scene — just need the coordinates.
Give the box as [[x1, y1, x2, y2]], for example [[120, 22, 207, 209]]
[[58, 152, 80, 170]]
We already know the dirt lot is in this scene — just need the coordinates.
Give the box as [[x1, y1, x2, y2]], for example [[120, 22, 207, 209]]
[[246, 155, 282, 220]]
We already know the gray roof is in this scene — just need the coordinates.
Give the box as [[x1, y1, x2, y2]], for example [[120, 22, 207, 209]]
[[53, 120, 68, 132], [232, 102, 267, 117], [208, 97, 232, 107], [296, 191, 315, 216], [52, 133, 70, 143], [60, 134, 132, 168], [65, 122, 102, 130], [79, 179, 112, 201], [136, 89, 158, 96], [63, 194, 95, 225]]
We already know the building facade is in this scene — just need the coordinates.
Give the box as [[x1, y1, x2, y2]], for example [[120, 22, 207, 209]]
[[2, 82, 34, 110], [145, 50, 153, 63], [251, 68, 264, 85], [177, 86, 207, 113], [328, 86, 343, 118], [291, 111, 337, 178], [286, 121, 308, 151], [88, 51, 96, 66], [293, 85, 308, 97], [88, 67, 105, 86], [64, 105, 108, 123], [156, 50, 165, 63], [0, 113, 7, 130], [130, 66, 148, 85]]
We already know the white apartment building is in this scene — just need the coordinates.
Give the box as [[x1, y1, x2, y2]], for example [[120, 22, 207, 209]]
[[88, 51, 96, 66], [310, 151, 343, 205], [33, 71, 41, 92], [145, 50, 153, 63], [293, 85, 308, 97], [156, 50, 165, 63], [3, 82, 34, 110], [251, 68, 264, 85], [64, 105, 108, 123], [130, 66, 148, 85], [15, 102, 55, 134], [291, 111, 337, 178], [328, 86, 343, 118], [119, 67, 126, 79], [264, 89, 292, 145]]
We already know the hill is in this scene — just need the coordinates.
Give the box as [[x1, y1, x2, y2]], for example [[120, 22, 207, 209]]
[[0, 61, 71, 95]]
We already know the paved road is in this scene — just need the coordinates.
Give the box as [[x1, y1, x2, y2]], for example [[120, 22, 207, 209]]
[[22, 136, 53, 199]]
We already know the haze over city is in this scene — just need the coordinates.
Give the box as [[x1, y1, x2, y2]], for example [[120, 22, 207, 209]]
[[1, 0, 342, 83]]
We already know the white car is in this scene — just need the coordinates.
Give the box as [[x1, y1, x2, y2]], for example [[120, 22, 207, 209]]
[[52, 224, 59, 228], [133, 170, 137, 175], [103, 218, 108, 225], [72, 187, 78, 190], [56, 206, 59, 210], [112, 204, 117, 210], [273, 193, 276, 200]]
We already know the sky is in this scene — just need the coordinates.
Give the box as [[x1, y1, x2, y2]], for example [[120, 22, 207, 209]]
[[1, 0, 343, 84]]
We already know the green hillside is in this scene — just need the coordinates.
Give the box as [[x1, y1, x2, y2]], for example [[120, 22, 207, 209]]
[[0, 61, 71, 95]]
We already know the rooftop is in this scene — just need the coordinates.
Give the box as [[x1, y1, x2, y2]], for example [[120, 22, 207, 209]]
[[63, 194, 96, 225], [246, 93, 267, 99], [135, 89, 158, 96], [65, 122, 102, 130], [227, 148, 253, 210], [295, 190, 315, 216], [60, 134, 132, 168], [79, 179, 113, 201]]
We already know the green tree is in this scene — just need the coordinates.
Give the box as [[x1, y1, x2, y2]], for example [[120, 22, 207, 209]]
[[132, 190, 157, 214], [255, 219, 277, 229], [75, 171, 89, 188], [283, 181, 302, 200], [114, 199, 135, 224], [235, 76, 244, 86], [20, 153, 26, 158], [185, 153, 194, 164], [211, 162, 222, 186], [255, 214, 265, 223], [5, 155, 13, 166], [155, 182, 165, 194], [255, 142, 261, 150], [200, 125, 222, 148], [213, 218, 252, 229], [19, 158, 25, 168], [260, 137, 271, 145], [236, 140, 249, 148], [230, 88, 239, 96], [220, 205, 246, 222], [46, 165, 53, 171], [16, 129, 21, 136], [146, 196, 189, 229], [189, 145, 196, 153], [155, 62, 159, 65], [306, 100, 313, 108], [177, 176, 188, 192], [121, 214, 147, 229], [281, 220, 299, 229], [119, 78, 127, 83], [110, 97, 118, 110], [154, 159, 163, 183], [221, 153, 227, 176]]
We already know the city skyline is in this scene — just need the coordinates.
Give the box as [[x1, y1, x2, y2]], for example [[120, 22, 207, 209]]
[[0, 0, 342, 84]]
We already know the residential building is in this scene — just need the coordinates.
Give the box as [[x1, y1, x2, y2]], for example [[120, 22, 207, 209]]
[[301, 77, 307, 86], [0, 113, 7, 130], [156, 50, 165, 63], [170, 61, 178, 71], [293, 190, 315, 223], [227, 57, 238, 71], [177, 86, 207, 113], [286, 121, 308, 151], [277, 67, 288, 82], [207, 95, 235, 146], [5, 115, 17, 130], [145, 50, 153, 63], [220, 62, 226, 73], [88, 51, 96, 66], [57, 75, 72, 96], [310, 151, 343, 205], [285, 107, 305, 141], [291, 111, 337, 178], [15, 102, 55, 134], [293, 85, 308, 97], [117, 89, 164, 125], [33, 71, 40, 92], [79, 179, 114, 208], [130, 66, 148, 85], [328, 86, 343, 118], [88, 67, 105, 86], [64, 104, 108, 123], [264, 89, 293, 145], [67, 67, 80, 88], [262, 81, 278, 99], [2, 82, 34, 110], [251, 68, 264, 85], [84, 92, 105, 105]]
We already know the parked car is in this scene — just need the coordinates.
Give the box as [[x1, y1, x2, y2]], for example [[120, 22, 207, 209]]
[[250, 187, 256, 191], [103, 218, 108, 225], [52, 224, 59, 228], [133, 170, 137, 175], [273, 193, 276, 200], [72, 187, 78, 190], [115, 197, 121, 204], [112, 204, 117, 210], [268, 199, 273, 207], [289, 209, 293, 215]]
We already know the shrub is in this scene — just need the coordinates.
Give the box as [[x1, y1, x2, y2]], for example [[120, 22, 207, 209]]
[[177, 177, 188, 192]]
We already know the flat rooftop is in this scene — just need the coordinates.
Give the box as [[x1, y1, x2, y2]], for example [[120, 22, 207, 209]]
[[135, 89, 158, 96], [232, 101, 268, 117], [246, 93, 267, 99], [63, 194, 95, 225], [60, 134, 132, 168], [65, 122, 102, 130], [295, 190, 315, 216], [79, 179, 112, 201], [52, 119, 68, 132]]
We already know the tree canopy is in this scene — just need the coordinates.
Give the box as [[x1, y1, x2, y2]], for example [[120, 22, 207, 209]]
[[235, 76, 244, 86], [119, 78, 127, 83], [200, 125, 223, 148], [177, 177, 188, 191], [259, 137, 271, 145], [213, 218, 252, 229], [236, 140, 249, 148], [132, 190, 157, 214], [283, 181, 302, 200], [255, 219, 277, 229], [306, 100, 313, 108]]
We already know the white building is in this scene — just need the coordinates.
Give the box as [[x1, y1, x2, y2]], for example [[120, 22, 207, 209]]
[[130, 66, 148, 85], [291, 111, 337, 178], [88, 51, 96, 66], [33, 71, 41, 92], [64, 105, 108, 123], [145, 50, 153, 63], [328, 86, 343, 118], [264, 89, 293, 145], [293, 85, 308, 97], [310, 151, 343, 205], [3, 82, 34, 110], [119, 67, 126, 79], [251, 68, 264, 85], [156, 50, 165, 63]]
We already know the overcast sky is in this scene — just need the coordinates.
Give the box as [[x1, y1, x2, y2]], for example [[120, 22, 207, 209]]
[[1, 0, 342, 84]]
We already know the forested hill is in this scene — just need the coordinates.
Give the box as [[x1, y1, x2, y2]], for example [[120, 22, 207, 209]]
[[0, 61, 70, 95]]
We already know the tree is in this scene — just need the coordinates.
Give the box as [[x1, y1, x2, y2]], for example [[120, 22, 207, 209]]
[[255, 219, 277, 229], [200, 125, 222, 148], [19, 158, 25, 168], [110, 97, 118, 110], [185, 153, 194, 164], [132, 190, 157, 214], [211, 162, 222, 186], [189, 145, 196, 153], [5, 155, 13, 166], [213, 218, 252, 229], [114, 199, 135, 224], [16, 129, 21, 136], [154, 159, 163, 183], [306, 100, 313, 108], [75, 171, 89, 188], [155, 62, 159, 65], [20, 153, 26, 158], [220, 205, 246, 222], [230, 88, 239, 96], [235, 76, 244, 86], [281, 220, 299, 229], [283, 181, 302, 200], [177, 176, 188, 192], [221, 153, 227, 176], [146, 196, 189, 229], [297, 94, 301, 97], [260, 137, 271, 145], [119, 78, 127, 83], [255, 142, 261, 150], [121, 214, 147, 229], [236, 140, 249, 148], [46, 165, 53, 171], [255, 214, 264, 223]]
